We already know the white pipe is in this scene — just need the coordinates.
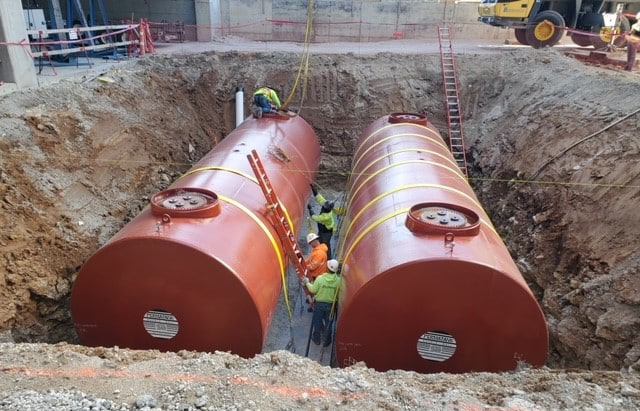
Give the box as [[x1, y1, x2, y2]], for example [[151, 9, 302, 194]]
[[235, 86, 244, 127]]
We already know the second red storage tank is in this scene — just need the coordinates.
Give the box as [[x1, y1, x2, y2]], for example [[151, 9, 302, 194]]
[[335, 113, 548, 373]]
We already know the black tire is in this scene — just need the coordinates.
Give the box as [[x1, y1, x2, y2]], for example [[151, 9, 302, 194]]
[[591, 16, 630, 50], [514, 28, 529, 45], [570, 31, 592, 47], [526, 10, 565, 49]]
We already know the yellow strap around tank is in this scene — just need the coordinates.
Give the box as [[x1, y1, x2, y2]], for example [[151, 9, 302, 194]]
[[217, 194, 292, 320], [338, 183, 499, 259], [349, 148, 464, 189], [352, 133, 450, 173], [347, 160, 468, 211], [340, 208, 410, 264], [353, 122, 440, 160], [179, 166, 296, 235]]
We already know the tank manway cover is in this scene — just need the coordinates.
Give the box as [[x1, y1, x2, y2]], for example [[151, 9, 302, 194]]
[[151, 187, 221, 218], [420, 206, 467, 228], [162, 193, 210, 210], [388, 112, 428, 126], [405, 202, 481, 236]]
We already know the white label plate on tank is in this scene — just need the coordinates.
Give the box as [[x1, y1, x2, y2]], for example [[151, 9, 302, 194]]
[[143, 310, 179, 340], [417, 331, 457, 362]]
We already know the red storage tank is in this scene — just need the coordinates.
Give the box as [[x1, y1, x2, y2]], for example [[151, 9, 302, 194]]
[[335, 113, 548, 373], [72, 116, 321, 357]]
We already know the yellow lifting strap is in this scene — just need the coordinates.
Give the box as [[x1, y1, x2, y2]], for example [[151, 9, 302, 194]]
[[178, 166, 296, 235]]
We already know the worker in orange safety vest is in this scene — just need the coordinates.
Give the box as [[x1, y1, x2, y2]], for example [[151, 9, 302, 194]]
[[304, 232, 328, 281]]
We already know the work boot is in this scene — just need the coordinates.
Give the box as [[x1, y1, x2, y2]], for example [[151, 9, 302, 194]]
[[323, 339, 332, 347], [312, 335, 321, 345]]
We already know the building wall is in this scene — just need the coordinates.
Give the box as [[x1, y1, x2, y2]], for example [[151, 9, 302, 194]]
[[221, 0, 508, 42], [21, 0, 506, 42]]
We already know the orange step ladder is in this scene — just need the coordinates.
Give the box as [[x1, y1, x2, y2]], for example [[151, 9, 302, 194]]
[[247, 150, 312, 296]]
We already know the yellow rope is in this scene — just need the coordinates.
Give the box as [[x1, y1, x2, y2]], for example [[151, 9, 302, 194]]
[[281, 0, 314, 112]]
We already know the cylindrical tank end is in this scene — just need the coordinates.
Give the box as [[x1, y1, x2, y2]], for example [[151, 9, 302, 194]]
[[336, 260, 548, 373], [72, 237, 264, 357]]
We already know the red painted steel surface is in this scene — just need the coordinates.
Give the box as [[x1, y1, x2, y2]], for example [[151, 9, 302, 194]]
[[335, 113, 548, 373], [72, 116, 320, 357]]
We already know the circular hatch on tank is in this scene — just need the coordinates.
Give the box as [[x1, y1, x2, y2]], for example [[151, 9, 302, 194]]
[[388, 112, 428, 126], [406, 202, 480, 235], [151, 188, 221, 218]]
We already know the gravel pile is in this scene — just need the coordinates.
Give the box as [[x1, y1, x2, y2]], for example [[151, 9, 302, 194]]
[[0, 343, 639, 410]]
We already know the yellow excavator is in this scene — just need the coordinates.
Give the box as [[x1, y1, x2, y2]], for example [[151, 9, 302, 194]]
[[478, 0, 640, 48]]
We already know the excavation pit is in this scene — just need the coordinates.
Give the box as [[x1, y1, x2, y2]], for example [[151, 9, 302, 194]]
[[0, 48, 639, 374]]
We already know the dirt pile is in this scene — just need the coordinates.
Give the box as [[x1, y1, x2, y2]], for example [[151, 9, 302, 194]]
[[0, 48, 638, 375], [461, 49, 640, 372], [1, 343, 639, 410]]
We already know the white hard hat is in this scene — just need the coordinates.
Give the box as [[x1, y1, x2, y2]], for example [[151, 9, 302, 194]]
[[636, 11, 640, 20], [327, 259, 339, 273], [306, 232, 319, 244]]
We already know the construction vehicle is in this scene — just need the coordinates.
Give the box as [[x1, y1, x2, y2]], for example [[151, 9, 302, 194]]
[[478, 0, 640, 48]]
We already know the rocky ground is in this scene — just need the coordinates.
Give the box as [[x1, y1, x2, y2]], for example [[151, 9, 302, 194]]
[[0, 343, 639, 411], [0, 42, 639, 409]]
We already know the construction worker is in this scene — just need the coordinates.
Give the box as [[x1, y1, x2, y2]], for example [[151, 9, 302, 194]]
[[304, 259, 340, 346], [626, 12, 640, 71], [252, 86, 282, 118], [304, 232, 329, 312], [307, 184, 336, 258], [304, 232, 328, 281]]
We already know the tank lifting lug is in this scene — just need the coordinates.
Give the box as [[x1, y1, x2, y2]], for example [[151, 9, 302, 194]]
[[444, 232, 455, 256], [156, 214, 172, 232]]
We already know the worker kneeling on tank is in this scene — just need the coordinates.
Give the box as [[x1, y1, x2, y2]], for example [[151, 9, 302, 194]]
[[304, 259, 340, 346], [252, 86, 282, 118]]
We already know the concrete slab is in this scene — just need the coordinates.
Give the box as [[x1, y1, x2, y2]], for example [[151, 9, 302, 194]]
[[0, 0, 37, 88]]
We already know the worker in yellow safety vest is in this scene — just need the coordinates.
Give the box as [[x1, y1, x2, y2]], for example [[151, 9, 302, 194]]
[[252, 86, 282, 118], [307, 184, 338, 258], [304, 259, 340, 346]]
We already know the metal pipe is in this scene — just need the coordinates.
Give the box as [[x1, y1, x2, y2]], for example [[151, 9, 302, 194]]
[[335, 113, 548, 373], [72, 116, 321, 357], [235, 86, 244, 127]]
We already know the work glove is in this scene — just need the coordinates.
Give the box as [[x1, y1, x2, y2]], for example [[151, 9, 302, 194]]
[[310, 184, 318, 196], [307, 204, 314, 216]]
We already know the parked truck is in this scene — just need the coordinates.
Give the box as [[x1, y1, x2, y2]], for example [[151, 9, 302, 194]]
[[478, 0, 640, 48]]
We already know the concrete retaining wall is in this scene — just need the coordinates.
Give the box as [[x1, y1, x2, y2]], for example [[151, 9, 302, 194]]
[[220, 0, 509, 42], [20, 0, 509, 43]]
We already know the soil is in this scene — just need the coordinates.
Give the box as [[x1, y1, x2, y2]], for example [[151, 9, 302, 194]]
[[0, 42, 639, 407], [0, 343, 639, 411]]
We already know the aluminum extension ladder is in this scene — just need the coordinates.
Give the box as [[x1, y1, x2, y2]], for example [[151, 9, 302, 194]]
[[247, 150, 312, 296], [437, 26, 469, 177]]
